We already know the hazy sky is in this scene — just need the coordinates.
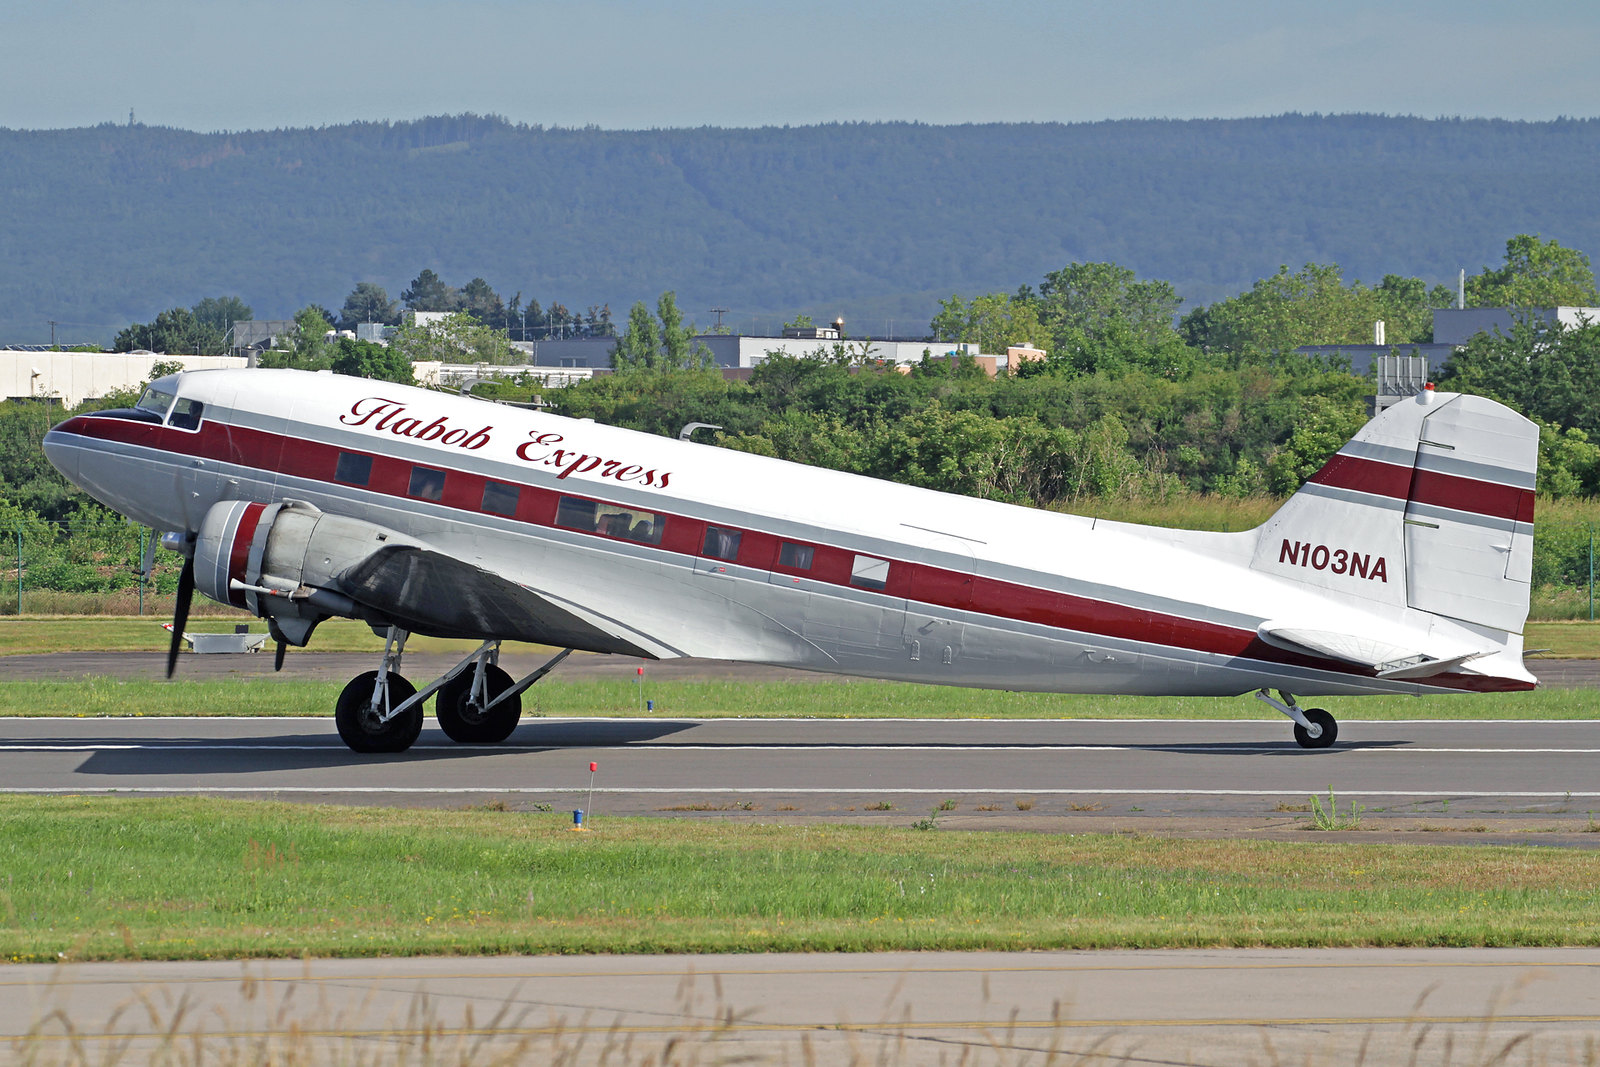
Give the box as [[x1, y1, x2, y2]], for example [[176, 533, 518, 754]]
[[3, 0, 1596, 131]]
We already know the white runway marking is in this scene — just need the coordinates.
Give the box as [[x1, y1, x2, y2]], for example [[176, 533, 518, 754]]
[[6, 786, 1600, 798], [3, 742, 1598, 754]]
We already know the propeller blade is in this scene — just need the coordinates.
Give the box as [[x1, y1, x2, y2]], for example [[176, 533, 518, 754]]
[[274, 640, 286, 672], [167, 556, 195, 679]]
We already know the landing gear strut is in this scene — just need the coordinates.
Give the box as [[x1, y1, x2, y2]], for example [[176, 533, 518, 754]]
[[333, 628, 574, 753], [1255, 688, 1338, 749], [335, 628, 422, 753]]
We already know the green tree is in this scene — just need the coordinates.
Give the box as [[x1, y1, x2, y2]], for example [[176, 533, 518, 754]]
[[1036, 262, 1182, 349], [113, 307, 223, 355], [401, 269, 461, 312], [1437, 316, 1600, 436], [611, 292, 712, 370], [612, 301, 663, 369], [387, 311, 514, 364], [1181, 263, 1436, 356], [328, 337, 414, 383], [460, 277, 505, 327], [190, 296, 252, 337], [1465, 234, 1600, 308], [657, 291, 713, 369], [929, 292, 1045, 354], [339, 282, 399, 327]]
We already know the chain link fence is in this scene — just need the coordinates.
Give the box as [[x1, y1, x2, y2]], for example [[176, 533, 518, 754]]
[[3, 520, 1598, 620]]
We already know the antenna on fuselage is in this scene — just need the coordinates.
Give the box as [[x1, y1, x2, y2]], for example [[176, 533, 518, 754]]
[[677, 422, 722, 442]]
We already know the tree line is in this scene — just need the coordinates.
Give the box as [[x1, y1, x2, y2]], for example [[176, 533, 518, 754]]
[[1, 234, 1590, 537]]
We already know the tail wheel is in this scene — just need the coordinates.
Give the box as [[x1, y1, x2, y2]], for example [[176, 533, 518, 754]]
[[1293, 707, 1338, 749], [335, 670, 422, 753], [436, 664, 522, 743]]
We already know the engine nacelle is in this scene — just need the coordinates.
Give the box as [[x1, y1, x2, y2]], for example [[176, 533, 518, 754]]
[[192, 499, 426, 644]]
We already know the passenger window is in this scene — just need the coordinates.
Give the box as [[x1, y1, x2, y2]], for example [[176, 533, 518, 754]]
[[335, 452, 373, 486], [482, 481, 519, 516], [850, 554, 890, 590], [168, 398, 204, 431], [556, 496, 662, 545], [556, 496, 599, 531], [778, 542, 814, 569], [702, 526, 742, 561], [408, 466, 446, 501]]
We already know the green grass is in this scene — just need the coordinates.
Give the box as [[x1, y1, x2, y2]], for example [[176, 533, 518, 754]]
[[7, 616, 1600, 657], [0, 616, 492, 657], [2, 796, 1599, 963], [0, 676, 1595, 719]]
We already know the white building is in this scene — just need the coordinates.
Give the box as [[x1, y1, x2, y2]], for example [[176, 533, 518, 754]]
[[0, 351, 248, 407]]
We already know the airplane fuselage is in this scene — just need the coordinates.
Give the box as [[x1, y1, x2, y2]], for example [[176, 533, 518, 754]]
[[44, 369, 1534, 700]]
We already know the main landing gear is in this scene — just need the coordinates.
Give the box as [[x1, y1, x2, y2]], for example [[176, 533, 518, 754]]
[[1254, 688, 1338, 749], [334, 627, 573, 753]]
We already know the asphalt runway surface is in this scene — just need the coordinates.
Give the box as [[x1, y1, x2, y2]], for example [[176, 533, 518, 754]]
[[5, 713, 1600, 840], [8, 949, 1600, 1065], [3, 651, 1600, 837]]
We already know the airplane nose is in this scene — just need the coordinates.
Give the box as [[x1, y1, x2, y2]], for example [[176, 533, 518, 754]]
[[42, 427, 80, 482]]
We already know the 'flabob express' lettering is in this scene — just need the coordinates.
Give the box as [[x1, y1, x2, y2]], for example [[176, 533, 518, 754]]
[[338, 398, 675, 489], [516, 431, 672, 488], [1279, 539, 1388, 582], [340, 398, 491, 449]]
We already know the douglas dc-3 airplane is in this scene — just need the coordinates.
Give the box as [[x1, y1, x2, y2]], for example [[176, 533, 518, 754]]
[[42, 368, 1538, 753]]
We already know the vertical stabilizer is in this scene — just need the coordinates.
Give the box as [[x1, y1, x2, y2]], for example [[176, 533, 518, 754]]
[[1252, 389, 1537, 634]]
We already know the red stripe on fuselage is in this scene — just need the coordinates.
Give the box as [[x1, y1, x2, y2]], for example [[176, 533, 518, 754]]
[[53, 414, 1535, 693]]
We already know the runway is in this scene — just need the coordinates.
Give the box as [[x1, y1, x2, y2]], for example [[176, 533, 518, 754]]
[[4, 715, 1599, 837], [8, 949, 1600, 1065]]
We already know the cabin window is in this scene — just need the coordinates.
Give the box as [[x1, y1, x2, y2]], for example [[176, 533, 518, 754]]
[[481, 481, 519, 517], [850, 554, 890, 591], [408, 466, 446, 502], [335, 452, 373, 486], [168, 398, 204, 431], [702, 526, 742, 561], [778, 542, 814, 570], [556, 496, 663, 545]]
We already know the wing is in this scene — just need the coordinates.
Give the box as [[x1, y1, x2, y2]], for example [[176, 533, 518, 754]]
[[336, 544, 653, 655]]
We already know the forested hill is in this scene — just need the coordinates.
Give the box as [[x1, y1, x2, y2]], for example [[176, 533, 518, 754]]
[[3, 114, 1599, 346]]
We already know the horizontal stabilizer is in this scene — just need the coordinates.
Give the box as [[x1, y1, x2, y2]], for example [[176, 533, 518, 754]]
[[1258, 622, 1482, 678]]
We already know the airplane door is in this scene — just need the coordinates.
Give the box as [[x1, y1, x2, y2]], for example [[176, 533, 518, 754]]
[[173, 384, 250, 530], [900, 526, 977, 674]]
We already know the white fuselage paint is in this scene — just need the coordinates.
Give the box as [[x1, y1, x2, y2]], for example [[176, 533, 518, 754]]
[[44, 369, 1533, 699]]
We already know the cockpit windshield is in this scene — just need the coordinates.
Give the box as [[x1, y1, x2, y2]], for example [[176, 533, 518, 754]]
[[135, 386, 176, 420]]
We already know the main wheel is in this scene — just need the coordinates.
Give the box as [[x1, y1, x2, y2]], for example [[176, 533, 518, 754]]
[[436, 664, 522, 743], [335, 670, 422, 753], [1292, 707, 1338, 749]]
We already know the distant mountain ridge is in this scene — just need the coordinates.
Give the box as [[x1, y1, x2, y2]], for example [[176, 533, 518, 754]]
[[2, 114, 1598, 345]]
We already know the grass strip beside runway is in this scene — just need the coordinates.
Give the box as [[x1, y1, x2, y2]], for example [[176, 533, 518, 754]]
[[0, 676, 1597, 719], [4, 617, 1600, 657], [2, 796, 1599, 962]]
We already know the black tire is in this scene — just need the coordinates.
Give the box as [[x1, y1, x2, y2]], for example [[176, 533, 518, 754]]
[[335, 670, 422, 753], [435, 664, 522, 743], [1292, 707, 1338, 749]]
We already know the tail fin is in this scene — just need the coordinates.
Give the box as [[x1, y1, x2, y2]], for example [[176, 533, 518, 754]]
[[1252, 388, 1537, 634]]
